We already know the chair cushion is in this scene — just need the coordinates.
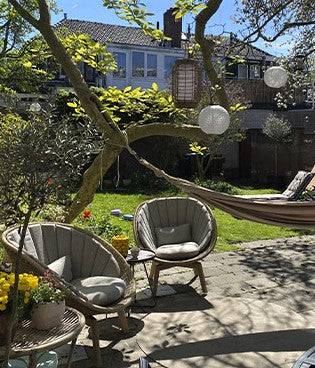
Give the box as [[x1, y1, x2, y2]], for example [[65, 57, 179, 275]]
[[155, 241, 199, 260], [48, 255, 73, 282], [282, 171, 314, 200], [155, 223, 191, 247], [71, 276, 126, 306]]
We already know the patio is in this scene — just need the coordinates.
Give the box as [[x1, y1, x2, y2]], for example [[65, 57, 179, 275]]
[[60, 234, 315, 368]]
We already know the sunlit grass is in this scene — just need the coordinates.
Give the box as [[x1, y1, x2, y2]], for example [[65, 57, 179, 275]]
[[87, 189, 313, 252]]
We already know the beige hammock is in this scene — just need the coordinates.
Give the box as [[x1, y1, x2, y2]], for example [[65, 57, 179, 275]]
[[131, 153, 315, 230]]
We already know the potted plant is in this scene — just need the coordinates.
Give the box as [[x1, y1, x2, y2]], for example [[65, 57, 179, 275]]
[[0, 269, 39, 344], [130, 244, 140, 259], [29, 269, 68, 330]]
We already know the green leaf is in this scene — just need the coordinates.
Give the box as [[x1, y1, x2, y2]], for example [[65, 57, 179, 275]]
[[151, 82, 158, 91], [67, 102, 78, 108], [23, 61, 32, 68]]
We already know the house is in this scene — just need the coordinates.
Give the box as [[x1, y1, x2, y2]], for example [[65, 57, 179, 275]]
[[54, 10, 277, 98], [53, 11, 314, 182]]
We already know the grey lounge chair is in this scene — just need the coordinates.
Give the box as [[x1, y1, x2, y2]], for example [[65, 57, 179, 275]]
[[133, 197, 217, 296], [238, 170, 315, 201], [2, 223, 136, 368]]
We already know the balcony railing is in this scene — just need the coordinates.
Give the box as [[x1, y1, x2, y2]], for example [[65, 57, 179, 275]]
[[225, 79, 306, 108]]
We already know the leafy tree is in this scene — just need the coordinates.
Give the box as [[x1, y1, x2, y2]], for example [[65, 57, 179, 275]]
[[262, 113, 292, 176], [7, 0, 315, 222], [0, 111, 92, 367]]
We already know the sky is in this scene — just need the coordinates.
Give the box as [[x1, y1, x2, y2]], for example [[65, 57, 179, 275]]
[[51, 0, 289, 56]]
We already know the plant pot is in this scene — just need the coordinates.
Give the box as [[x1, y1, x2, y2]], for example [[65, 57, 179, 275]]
[[0, 314, 17, 345], [130, 248, 139, 259], [112, 236, 129, 257], [31, 299, 65, 330]]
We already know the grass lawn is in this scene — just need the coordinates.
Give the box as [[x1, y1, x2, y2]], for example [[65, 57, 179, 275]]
[[78, 186, 314, 253]]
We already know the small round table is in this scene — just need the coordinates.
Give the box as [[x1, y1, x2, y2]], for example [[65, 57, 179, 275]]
[[0, 307, 85, 368], [126, 249, 156, 307]]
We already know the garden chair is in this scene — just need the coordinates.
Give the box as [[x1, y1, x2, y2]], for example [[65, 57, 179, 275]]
[[238, 170, 315, 201], [2, 222, 136, 368], [306, 165, 315, 190], [133, 197, 217, 296]]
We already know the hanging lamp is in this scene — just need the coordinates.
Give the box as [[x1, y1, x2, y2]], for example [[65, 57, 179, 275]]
[[264, 66, 288, 88], [172, 59, 201, 108], [198, 105, 230, 135]]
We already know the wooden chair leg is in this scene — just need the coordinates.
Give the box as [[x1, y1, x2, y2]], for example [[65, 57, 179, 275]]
[[117, 309, 129, 333], [151, 263, 160, 297], [194, 262, 207, 293], [149, 260, 157, 280], [87, 316, 102, 368]]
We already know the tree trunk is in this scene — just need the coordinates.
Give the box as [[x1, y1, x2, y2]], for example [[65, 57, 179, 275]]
[[65, 144, 123, 223], [195, 0, 230, 111]]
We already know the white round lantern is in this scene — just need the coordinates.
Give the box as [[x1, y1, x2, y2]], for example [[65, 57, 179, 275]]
[[198, 105, 230, 135], [264, 66, 288, 88]]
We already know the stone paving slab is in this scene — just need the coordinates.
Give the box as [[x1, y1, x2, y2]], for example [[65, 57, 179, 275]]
[[60, 235, 315, 368]]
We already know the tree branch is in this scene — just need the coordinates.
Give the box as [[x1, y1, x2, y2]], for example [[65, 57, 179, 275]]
[[9, 0, 124, 142], [126, 123, 214, 143], [38, 0, 51, 25], [195, 0, 230, 110], [8, 0, 39, 28]]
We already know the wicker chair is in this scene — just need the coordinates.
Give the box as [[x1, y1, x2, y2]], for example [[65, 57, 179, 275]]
[[2, 222, 136, 368], [133, 197, 217, 296]]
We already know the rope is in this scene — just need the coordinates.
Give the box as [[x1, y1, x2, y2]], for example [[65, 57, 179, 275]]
[[100, 149, 103, 191], [116, 155, 120, 188]]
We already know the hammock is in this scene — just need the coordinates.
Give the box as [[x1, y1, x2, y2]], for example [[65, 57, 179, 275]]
[[133, 154, 315, 230]]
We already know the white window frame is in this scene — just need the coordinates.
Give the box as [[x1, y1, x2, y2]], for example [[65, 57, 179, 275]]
[[113, 52, 127, 78], [238, 64, 248, 79]]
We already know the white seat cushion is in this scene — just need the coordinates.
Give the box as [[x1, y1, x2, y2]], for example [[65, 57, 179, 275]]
[[71, 276, 126, 306], [155, 241, 199, 260]]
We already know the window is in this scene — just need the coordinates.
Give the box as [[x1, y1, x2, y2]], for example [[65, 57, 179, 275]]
[[238, 64, 248, 79], [84, 63, 94, 82], [147, 54, 157, 77], [132, 52, 145, 77], [249, 64, 261, 79], [164, 56, 180, 78], [113, 52, 126, 78]]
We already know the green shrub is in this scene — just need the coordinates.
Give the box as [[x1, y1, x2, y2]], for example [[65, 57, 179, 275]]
[[74, 214, 123, 242], [128, 170, 176, 194], [194, 178, 239, 195]]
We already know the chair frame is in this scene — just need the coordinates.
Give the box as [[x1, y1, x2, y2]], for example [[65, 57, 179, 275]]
[[133, 197, 218, 296], [2, 222, 136, 368]]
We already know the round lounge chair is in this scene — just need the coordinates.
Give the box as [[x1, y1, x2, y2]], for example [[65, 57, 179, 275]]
[[2, 222, 136, 368], [133, 197, 217, 296]]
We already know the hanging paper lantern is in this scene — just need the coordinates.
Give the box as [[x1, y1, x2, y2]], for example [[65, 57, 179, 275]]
[[198, 105, 230, 135], [264, 66, 288, 88], [172, 59, 201, 108]]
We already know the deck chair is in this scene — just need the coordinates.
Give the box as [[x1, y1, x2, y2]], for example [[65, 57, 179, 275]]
[[2, 223, 136, 368], [133, 197, 217, 296], [306, 165, 315, 190], [239, 170, 315, 201]]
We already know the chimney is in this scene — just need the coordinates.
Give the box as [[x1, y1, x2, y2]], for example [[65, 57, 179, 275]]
[[156, 21, 160, 30], [63, 13, 67, 20], [163, 8, 182, 48]]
